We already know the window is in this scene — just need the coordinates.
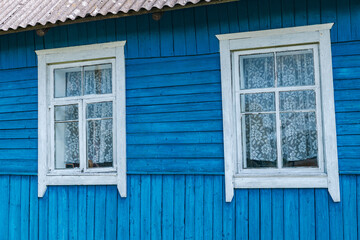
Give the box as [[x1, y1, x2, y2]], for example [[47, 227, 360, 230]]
[[37, 42, 126, 198], [217, 24, 340, 202]]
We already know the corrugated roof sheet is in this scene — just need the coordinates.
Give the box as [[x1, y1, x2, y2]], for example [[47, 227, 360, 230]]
[[0, 0, 212, 32]]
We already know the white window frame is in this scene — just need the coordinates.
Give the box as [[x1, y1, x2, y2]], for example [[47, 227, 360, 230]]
[[36, 41, 127, 198], [217, 23, 340, 202]]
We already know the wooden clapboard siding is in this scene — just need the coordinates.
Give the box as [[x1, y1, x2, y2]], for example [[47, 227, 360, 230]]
[[2, 40, 360, 174], [0, 174, 359, 239]]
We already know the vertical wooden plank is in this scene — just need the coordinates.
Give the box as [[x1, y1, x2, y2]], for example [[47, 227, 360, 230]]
[[227, 2, 240, 33], [223, 193, 235, 239], [207, 5, 220, 53], [350, 0, 360, 40], [141, 175, 151, 240], [150, 175, 162, 240], [294, 0, 307, 26], [282, 0, 295, 27], [357, 176, 360, 240], [299, 189, 315, 240], [269, 0, 282, 28], [78, 186, 87, 240], [149, 15, 161, 57], [235, 189, 249, 240], [86, 21, 98, 45], [307, 0, 321, 25], [213, 175, 223, 239], [194, 176, 204, 240], [248, 0, 260, 31], [8, 34, 17, 68], [203, 176, 213, 240], [105, 186, 117, 240], [105, 19, 116, 42], [183, 8, 197, 55], [159, 11, 174, 57], [249, 189, 260, 240], [94, 186, 106, 240], [58, 186, 69, 240], [137, 14, 151, 58], [9, 176, 21, 240], [39, 190, 49, 240], [337, 0, 352, 41], [18, 32, 27, 68], [173, 10, 187, 55], [48, 187, 58, 239], [0, 176, 9, 239], [195, 6, 210, 54], [163, 175, 174, 240], [130, 175, 141, 240], [67, 24, 80, 46], [29, 176, 39, 240], [218, 4, 230, 34], [284, 189, 299, 240], [20, 176, 30, 240], [185, 175, 195, 239], [77, 22, 88, 45], [272, 189, 284, 240], [126, 16, 139, 58], [25, 31, 36, 67], [342, 175, 357, 240], [86, 186, 95, 240], [329, 186, 344, 240], [117, 175, 130, 240], [68, 186, 78, 240], [96, 20, 107, 43], [258, 0, 271, 30], [237, 0, 249, 32], [321, 0, 337, 42], [315, 189, 330, 240], [174, 175, 185, 240], [260, 189, 272, 240]]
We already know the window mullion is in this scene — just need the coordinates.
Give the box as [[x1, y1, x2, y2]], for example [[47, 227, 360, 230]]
[[274, 52, 282, 169], [79, 100, 86, 172]]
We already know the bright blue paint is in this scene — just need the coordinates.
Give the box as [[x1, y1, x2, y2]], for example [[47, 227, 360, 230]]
[[0, 0, 359, 238]]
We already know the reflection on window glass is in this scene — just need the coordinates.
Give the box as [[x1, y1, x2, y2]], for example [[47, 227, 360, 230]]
[[84, 64, 112, 95], [241, 93, 275, 113], [277, 50, 315, 87], [54, 105, 79, 169], [54, 67, 81, 98], [280, 90, 316, 111], [239, 49, 318, 169], [243, 114, 277, 168], [240, 53, 275, 89], [54, 64, 112, 98], [86, 102, 113, 168], [281, 112, 318, 167]]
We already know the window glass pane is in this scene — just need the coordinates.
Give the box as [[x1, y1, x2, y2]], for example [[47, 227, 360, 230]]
[[87, 102, 113, 119], [243, 114, 277, 168], [54, 67, 82, 98], [280, 90, 316, 111], [281, 112, 318, 167], [55, 105, 79, 121], [241, 92, 275, 113], [240, 53, 275, 89], [276, 50, 315, 87], [54, 104, 79, 169], [86, 102, 113, 168], [84, 64, 112, 95]]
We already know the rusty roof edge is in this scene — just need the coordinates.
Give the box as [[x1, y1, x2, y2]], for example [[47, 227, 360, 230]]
[[0, 0, 238, 36]]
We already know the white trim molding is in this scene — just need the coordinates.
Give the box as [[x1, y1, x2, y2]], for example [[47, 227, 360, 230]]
[[217, 23, 340, 203], [36, 41, 127, 198]]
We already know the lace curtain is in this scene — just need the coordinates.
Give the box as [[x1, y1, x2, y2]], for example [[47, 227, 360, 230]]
[[242, 51, 317, 163], [62, 67, 113, 165], [86, 102, 113, 164]]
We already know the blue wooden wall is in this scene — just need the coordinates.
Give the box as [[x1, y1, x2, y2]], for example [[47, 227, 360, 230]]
[[0, 174, 359, 240], [1, 0, 360, 238]]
